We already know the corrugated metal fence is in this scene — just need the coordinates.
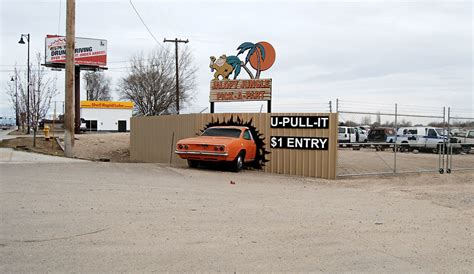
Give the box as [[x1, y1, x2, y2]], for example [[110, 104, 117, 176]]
[[131, 113, 338, 179]]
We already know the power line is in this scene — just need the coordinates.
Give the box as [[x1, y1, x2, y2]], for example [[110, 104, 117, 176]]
[[0, 65, 27, 67], [129, 0, 164, 49], [58, 0, 62, 35]]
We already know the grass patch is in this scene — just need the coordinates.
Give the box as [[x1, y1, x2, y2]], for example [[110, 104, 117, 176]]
[[0, 137, 64, 157]]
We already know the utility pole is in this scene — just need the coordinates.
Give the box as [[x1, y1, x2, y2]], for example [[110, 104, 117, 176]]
[[163, 38, 188, 114], [64, 0, 75, 157]]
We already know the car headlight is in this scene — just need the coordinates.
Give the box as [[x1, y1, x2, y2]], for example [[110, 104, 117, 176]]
[[178, 144, 183, 149], [184, 144, 188, 149], [219, 146, 224, 151]]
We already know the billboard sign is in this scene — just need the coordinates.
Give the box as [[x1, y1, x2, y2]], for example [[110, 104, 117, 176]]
[[45, 35, 107, 67]]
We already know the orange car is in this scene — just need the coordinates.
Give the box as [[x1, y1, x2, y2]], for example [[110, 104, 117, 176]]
[[175, 126, 257, 171]]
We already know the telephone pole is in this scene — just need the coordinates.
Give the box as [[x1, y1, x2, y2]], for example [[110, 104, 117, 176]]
[[64, 0, 75, 157], [163, 38, 188, 114]]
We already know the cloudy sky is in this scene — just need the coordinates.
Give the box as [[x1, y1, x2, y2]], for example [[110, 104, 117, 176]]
[[0, 0, 472, 122]]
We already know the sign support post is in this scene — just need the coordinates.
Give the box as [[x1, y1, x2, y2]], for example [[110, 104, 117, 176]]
[[74, 66, 81, 134], [210, 102, 214, 114]]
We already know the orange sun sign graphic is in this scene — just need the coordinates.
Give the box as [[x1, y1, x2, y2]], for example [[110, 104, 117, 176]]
[[249, 41, 276, 71]]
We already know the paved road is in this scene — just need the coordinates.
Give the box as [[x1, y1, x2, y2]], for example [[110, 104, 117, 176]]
[[0, 159, 472, 272], [0, 129, 17, 141], [0, 148, 87, 164]]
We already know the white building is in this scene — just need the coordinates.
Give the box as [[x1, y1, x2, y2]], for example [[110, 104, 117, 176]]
[[80, 100, 133, 132]]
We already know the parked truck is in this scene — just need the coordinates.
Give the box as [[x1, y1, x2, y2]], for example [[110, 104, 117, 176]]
[[451, 129, 474, 153], [396, 127, 447, 153]]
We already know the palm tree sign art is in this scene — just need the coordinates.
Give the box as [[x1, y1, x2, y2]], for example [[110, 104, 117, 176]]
[[237, 41, 275, 79]]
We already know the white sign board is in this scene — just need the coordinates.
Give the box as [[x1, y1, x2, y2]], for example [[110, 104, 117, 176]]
[[45, 35, 107, 67]]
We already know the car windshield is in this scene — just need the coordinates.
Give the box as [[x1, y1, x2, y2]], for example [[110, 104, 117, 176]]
[[435, 128, 446, 136], [338, 128, 345, 133], [201, 128, 242, 138]]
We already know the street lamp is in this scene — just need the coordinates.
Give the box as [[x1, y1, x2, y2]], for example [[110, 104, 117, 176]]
[[18, 33, 30, 134], [10, 76, 19, 131]]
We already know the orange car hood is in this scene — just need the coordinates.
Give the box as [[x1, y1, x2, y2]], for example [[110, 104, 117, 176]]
[[178, 136, 239, 146]]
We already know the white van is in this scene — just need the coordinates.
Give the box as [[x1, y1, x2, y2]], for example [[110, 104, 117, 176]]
[[396, 127, 447, 152], [338, 126, 357, 144], [338, 126, 367, 145]]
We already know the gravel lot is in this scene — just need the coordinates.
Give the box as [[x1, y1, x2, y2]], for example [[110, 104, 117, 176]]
[[338, 148, 474, 175], [74, 132, 130, 162], [1, 157, 472, 272]]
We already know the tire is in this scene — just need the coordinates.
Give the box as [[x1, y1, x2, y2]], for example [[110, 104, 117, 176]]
[[400, 143, 409, 152], [187, 160, 199, 168], [232, 151, 245, 172]]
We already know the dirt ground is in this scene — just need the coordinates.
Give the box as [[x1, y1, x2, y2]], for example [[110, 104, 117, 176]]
[[6, 129, 29, 136], [0, 137, 64, 156], [73, 132, 130, 162], [1, 157, 473, 272], [338, 148, 474, 175], [0, 132, 130, 162]]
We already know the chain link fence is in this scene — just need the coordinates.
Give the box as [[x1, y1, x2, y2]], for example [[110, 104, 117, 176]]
[[334, 99, 473, 177]]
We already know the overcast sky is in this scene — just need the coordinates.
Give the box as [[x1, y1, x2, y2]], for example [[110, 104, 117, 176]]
[[1, 0, 472, 122]]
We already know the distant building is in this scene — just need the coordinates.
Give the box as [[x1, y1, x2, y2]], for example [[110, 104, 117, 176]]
[[80, 100, 134, 132]]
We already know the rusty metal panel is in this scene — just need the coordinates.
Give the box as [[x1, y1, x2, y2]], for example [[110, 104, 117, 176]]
[[130, 113, 338, 179]]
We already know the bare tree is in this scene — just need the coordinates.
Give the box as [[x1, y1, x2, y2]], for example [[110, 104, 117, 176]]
[[6, 67, 29, 131], [7, 53, 58, 146], [30, 53, 58, 146], [5, 54, 58, 145], [83, 71, 112, 101], [118, 46, 196, 116], [360, 115, 372, 125], [5, 67, 20, 130]]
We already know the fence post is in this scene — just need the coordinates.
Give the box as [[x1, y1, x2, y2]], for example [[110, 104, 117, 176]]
[[336, 99, 339, 113], [329, 101, 332, 113], [394, 103, 398, 173], [169, 132, 175, 165], [438, 107, 449, 171], [447, 107, 452, 173]]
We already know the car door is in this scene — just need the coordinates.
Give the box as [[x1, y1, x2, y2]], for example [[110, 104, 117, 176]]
[[338, 127, 347, 142], [242, 129, 256, 161], [350, 127, 357, 143], [426, 128, 439, 148]]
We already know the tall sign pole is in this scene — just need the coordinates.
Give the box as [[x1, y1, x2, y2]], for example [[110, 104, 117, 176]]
[[164, 38, 188, 114], [64, 0, 75, 157]]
